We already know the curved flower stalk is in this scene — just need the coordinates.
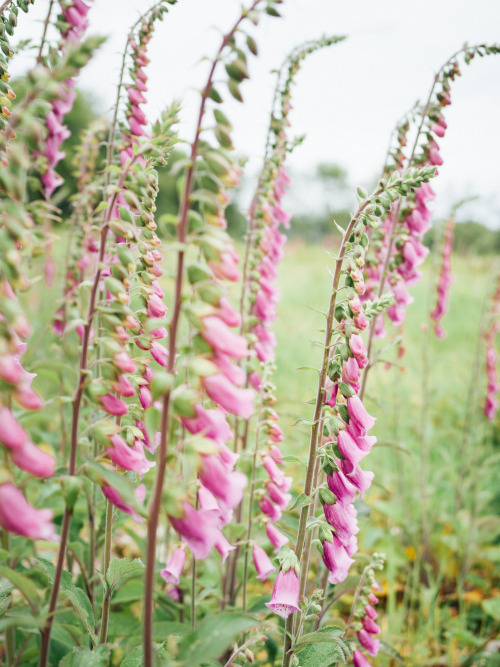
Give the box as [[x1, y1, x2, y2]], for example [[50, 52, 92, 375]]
[[141, 2, 286, 662], [483, 273, 500, 420], [281, 167, 436, 666], [430, 213, 455, 338], [34, 0, 94, 199], [0, 39, 102, 551], [225, 35, 346, 609], [53, 117, 107, 339], [360, 42, 500, 397]]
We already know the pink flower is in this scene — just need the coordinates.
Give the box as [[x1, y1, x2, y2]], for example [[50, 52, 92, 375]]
[[169, 502, 221, 560], [201, 316, 248, 359], [0, 406, 27, 450], [340, 462, 374, 496], [337, 430, 367, 467], [322, 535, 355, 584], [252, 544, 275, 582], [347, 396, 375, 432], [110, 374, 135, 397], [0, 355, 22, 384], [266, 482, 291, 509], [147, 293, 167, 318], [203, 374, 254, 419], [263, 455, 284, 486], [181, 404, 233, 444], [353, 649, 372, 667], [327, 470, 357, 505], [362, 616, 381, 635], [11, 440, 55, 477], [161, 545, 186, 585], [106, 434, 153, 474], [365, 604, 378, 620], [199, 454, 247, 510], [101, 483, 146, 523], [114, 352, 136, 373], [357, 629, 380, 657], [266, 522, 289, 553], [216, 297, 241, 328], [139, 386, 153, 409], [0, 483, 57, 540], [150, 341, 169, 367], [349, 334, 367, 360], [265, 568, 300, 619], [214, 531, 236, 564], [14, 385, 43, 411], [260, 496, 282, 522], [98, 393, 128, 416], [323, 501, 359, 546]]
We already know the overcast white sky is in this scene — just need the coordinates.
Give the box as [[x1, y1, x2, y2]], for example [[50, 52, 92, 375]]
[[11, 0, 500, 226]]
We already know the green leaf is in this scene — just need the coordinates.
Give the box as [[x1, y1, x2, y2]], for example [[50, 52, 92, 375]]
[[294, 627, 352, 666], [227, 78, 243, 102], [288, 492, 312, 511], [60, 645, 111, 667], [0, 566, 39, 613], [483, 597, 500, 620], [121, 643, 169, 667], [294, 626, 344, 647], [36, 558, 96, 641], [177, 613, 256, 666], [106, 558, 144, 594], [280, 455, 304, 464], [378, 640, 404, 661]]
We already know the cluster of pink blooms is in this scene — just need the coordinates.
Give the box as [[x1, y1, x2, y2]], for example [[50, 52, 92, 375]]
[[246, 152, 293, 564], [159, 170, 256, 577], [430, 215, 455, 338], [483, 275, 500, 420], [364, 93, 451, 338], [0, 280, 56, 540], [99, 20, 170, 518], [36, 0, 93, 199], [249, 166, 291, 366], [353, 581, 382, 666], [320, 279, 376, 584]]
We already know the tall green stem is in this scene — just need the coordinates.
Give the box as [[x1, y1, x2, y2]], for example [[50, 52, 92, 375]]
[[98, 500, 114, 643]]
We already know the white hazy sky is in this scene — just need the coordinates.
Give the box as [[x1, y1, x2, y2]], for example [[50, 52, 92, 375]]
[[10, 0, 500, 226]]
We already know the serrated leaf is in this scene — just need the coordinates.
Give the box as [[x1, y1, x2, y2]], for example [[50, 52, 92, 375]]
[[482, 597, 500, 620], [36, 558, 96, 641], [378, 640, 404, 661], [294, 627, 351, 666], [0, 595, 10, 617], [177, 613, 256, 666], [294, 626, 344, 647], [288, 492, 312, 511], [60, 645, 111, 667], [106, 558, 144, 593], [121, 642, 169, 667], [0, 566, 39, 613]]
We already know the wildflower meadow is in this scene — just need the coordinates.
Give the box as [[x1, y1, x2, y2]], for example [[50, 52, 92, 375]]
[[0, 1, 499, 666]]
